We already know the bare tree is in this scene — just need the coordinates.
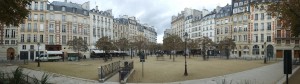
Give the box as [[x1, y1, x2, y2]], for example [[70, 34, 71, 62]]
[[115, 37, 129, 59], [217, 38, 236, 59], [197, 37, 214, 60], [163, 35, 183, 59]]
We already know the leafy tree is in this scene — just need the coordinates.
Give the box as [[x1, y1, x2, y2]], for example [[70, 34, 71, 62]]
[[217, 38, 236, 59], [187, 39, 200, 57], [0, 0, 32, 27], [114, 37, 129, 59], [67, 37, 88, 59], [95, 36, 115, 53], [197, 36, 214, 60], [163, 35, 183, 59], [266, 0, 300, 36]]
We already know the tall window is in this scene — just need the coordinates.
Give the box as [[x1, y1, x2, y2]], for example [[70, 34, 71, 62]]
[[40, 2, 43, 10], [267, 22, 271, 30], [62, 7, 65, 11], [277, 40, 281, 44], [62, 15, 66, 21], [62, 25, 66, 32], [21, 34, 24, 42], [21, 24, 25, 32], [252, 45, 260, 55], [34, 14, 38, 21], [11, 29, 15, 38], [50, 14, 54, 20], [261, 13, 264, 20], [254, 23, 258, 31], [27, 34, 31, 42], [254, 34, 258, 42], [261, 23, 264, 31], [244, 35, 247, 42], [40, 14, 44, 21], [28, 13, 31, 20], [34, 2, 38, 10], [49, 24, 54, 33], [261, 34, 264, 42], [27, 23, 31, 32], [5, 29, 9, 38], [62, 35, 66, 44], [34, 23, 37, 32], [267, 14, 271, 19], [255, 14, 258, 20], [73, 25, 77, 34], [286, 30, 291, 37], [40, 35, 43, 42], [286, 40, 290, 44], [277, 30, 281, 37], [84, 37, 88, 43], [33, 35, 37, 42], [267, 36, 271, 42], [22, 45, 26, 50], [295, 40, 299, 44], [49, 35, 54, 44], [40, 24, 44, 31], [225, 27, 228, 33]]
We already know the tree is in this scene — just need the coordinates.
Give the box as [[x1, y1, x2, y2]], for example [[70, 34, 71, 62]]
[[217, 38, 236, 59], [266, 0, 300, 36], [95, 36, 115, 53], [0, 0, 32, 26], [114, 37, 129, 59], [67, 37, 89, 60], [187, 39, 200, 57], [163, 35, 183, 59], [197, 36, 214, 60], [132, 35, 147, 51]]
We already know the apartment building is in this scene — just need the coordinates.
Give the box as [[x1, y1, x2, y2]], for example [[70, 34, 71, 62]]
[[0, 25, 18, 60], [230, 0, 251, 57], [200, 11, 216, 42], [215, 4, 232, 43], [89, 6, 114, 49]]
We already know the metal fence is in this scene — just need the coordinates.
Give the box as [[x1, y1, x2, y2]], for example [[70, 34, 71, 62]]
[[98, 61, 121, 81], [0, 72, 39, 84], [119, 61, 134, 81]]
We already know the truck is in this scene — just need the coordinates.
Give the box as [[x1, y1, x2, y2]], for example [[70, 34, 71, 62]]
[[35, 51, 63, 62]]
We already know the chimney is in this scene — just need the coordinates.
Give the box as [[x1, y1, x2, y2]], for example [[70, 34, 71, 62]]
[[65, 0, 67, 2], [96, 6, 98, 10]]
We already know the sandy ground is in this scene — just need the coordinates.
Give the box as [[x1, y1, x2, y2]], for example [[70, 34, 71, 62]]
[[19, 55, 275, 83], [285, 66, 300, 84]]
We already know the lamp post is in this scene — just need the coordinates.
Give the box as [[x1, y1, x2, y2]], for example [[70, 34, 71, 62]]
[[184, 32, 188, 76], [264, 42, 267, 64], [37, 43, 40, 67]]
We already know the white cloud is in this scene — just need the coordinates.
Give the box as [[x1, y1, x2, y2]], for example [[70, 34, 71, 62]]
[[49, 0, 231, 43]]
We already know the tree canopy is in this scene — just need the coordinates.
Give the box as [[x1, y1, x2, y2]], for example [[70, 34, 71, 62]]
[[114, 37, 129, 51], [67, 37, 89, 53], [95, 36, 115, 53], [163, 35, 183, 51], [0, 0, 32, 26], [266, 0, 300, 36]]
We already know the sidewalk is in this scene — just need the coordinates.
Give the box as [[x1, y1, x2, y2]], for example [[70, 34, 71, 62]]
[[0, 61, 289, 84], [166, 61, 285, 84]]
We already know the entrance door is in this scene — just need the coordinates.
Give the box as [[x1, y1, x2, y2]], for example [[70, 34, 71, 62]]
[[30, 51, 34, 60], [267, 45, 274, 58], [276, 50, 283, 58], [7, 48, 15, 60], [239, 51, 241, 57], [20, 51, 28, 60]]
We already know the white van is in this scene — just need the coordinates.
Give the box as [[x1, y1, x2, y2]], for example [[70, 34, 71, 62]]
[[35, 51, 62, 62]]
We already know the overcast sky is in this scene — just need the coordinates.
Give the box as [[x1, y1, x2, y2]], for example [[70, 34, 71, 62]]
[[49, 0, 231, 43]]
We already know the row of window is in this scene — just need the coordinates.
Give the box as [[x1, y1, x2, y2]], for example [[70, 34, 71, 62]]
[[252, 34, 272, 42], [254, 22, 272, 31], [27, 13, 44, 21], [254, 13, 272, 20], [4, 40, 16, 45], [28, 1, 44, 11], [4, 29, 16, 38], [277, 40, 300, 45], [20, 34, 88, 45]]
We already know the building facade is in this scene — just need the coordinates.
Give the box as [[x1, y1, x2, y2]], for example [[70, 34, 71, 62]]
[[89, 6, 114, 50]]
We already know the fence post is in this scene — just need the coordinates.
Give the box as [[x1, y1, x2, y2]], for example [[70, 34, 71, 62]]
[[101, 66, 103, 79]]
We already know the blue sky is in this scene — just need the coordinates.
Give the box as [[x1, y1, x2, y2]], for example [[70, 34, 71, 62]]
[[49, 0, 231, 43]]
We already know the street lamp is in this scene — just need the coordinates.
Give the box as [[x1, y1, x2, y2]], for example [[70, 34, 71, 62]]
[[183, 32, 188, 76], [264, 42, 267, 64], [37, 43, 40, 67]]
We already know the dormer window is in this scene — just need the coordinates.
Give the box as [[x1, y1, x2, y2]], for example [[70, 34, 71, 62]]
[[62, 6, 65, 11], [72, 8, 77, 13], [50, 5, 53, 10]]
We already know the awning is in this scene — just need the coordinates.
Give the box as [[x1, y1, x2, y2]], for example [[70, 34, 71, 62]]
[[47, 51, 63, 54], [93, 50, 104, 53]]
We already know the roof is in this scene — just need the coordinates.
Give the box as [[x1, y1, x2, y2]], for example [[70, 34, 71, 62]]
[[51, 1, 83, 9]]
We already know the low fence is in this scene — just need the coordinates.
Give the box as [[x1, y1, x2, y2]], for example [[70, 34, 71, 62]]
[[119, 61, 134, 82], [0, 60, 30, 65], [98, 61, 121, 82], [0, 72, 39, 84]]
